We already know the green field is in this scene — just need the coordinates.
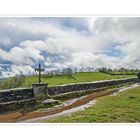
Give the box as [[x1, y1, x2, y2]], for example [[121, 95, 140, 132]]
[[44, 85, 140, 123], [22, 72, 136, 87]]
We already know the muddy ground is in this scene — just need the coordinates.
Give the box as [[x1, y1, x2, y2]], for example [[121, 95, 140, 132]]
[[0, 88, 120, 123]]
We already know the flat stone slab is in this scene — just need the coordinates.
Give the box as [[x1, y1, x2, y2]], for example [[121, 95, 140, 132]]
[[41, 99, 58, 105], [32, 83, 48, 86]]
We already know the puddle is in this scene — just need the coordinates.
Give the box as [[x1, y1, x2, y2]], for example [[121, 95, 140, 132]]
[[63, 95, 89, 106], [38, 95, 89, 112], [22, 99, 97, 123]]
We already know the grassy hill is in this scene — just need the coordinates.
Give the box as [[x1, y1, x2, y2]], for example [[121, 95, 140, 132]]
[[21, 72, 136, 87], [0, 72, 136, 90], [45, 85, 140, 123]]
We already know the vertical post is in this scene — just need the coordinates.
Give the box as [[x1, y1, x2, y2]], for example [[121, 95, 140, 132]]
[[35, 64, 45, 84], [39, 64, 41, 83]]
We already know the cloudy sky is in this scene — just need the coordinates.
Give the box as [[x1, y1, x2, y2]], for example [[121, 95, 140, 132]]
[[0, 17, 140, 77]]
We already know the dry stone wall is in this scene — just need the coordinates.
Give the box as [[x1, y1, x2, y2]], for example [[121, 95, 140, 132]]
[[0, 77, 139, 113], [0, 88, 35, 113], [48, 78, 139, 95]]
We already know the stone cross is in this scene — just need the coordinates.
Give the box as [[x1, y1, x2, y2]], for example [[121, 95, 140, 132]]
[[35, 64, 45, 83]]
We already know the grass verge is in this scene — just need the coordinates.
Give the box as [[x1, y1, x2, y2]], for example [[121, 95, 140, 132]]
[[44, 85, 140, 123]]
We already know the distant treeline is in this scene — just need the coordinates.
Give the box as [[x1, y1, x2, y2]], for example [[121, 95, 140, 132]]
[[98, 67, 138, 75], [24, 67, 140, 77], [42, 68, 73, 78], [43, 67, 139, 77]]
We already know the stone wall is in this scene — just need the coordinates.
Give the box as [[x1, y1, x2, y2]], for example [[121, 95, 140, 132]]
[[0, 88, 35, 113], [0, 77, 138, 113], [48, 78, 139, 95]]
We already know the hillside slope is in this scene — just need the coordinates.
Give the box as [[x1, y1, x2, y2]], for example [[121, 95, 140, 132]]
[[22, 72, 136, 87]]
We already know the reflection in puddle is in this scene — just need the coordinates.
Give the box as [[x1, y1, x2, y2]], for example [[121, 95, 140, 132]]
[[22, 99, 97, 123]]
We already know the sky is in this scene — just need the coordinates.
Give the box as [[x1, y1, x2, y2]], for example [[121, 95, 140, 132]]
[[0, 17, 140, 77]]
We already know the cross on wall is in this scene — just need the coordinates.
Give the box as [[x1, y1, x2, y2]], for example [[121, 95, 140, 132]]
[[35, 64, 45, 83]]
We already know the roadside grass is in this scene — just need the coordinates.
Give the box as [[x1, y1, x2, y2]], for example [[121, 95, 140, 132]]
[[21, 72, 136, 87], [44, 85, 140, 123]]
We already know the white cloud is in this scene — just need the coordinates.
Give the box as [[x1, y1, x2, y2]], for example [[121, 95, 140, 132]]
[[64, 52, 120, 69], [0, 17, 140, 78], [0, 45, 44, 65], [89, 17, 140, 68], [0, 65, 34, 78]]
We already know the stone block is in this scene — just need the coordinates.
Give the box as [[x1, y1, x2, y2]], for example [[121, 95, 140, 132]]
[[32, 83, 48, 97], [41, 99, 58, 106]]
